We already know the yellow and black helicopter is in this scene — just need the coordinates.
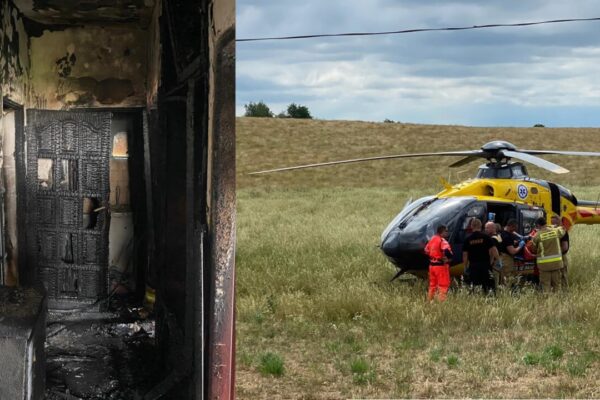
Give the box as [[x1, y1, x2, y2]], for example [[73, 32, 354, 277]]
[[252, 140, 600, 280]]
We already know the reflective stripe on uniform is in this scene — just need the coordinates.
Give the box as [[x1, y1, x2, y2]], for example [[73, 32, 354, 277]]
[[537, 255, 563, 264], [539, 231, 558, 241]]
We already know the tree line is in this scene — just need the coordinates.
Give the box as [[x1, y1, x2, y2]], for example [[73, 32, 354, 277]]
[[244, 101, 312, 119]]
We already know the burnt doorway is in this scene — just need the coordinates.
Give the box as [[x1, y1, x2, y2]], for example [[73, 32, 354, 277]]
[[1, 98, 25, 287], [26, 110, 111, 310]]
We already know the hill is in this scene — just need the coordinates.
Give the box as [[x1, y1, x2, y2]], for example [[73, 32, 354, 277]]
[[237, 117, 600, 191]]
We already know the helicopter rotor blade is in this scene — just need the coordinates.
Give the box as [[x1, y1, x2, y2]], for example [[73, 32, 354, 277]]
[[448, 154, 484, 168], [518, 149, 600, 157], [249, 150, 481, 174], [502, 150, 569, 174]]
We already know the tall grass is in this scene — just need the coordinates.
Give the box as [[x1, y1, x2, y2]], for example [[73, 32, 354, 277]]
[[236, 118, 600, 399]]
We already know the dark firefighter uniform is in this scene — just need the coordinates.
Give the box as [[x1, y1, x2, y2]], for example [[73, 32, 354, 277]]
[[560, 231, 570, 288], [532, 224, 566, 292], [424, 233, 453, 301], [463, 231, 496, 293]]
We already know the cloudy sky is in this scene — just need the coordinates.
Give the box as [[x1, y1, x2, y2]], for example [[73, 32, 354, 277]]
[[237, 1, 600, 127]]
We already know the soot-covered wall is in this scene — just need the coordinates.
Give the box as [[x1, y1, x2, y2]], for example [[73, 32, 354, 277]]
[[0, 0, 29, 105], [30, 26, 147, 109], [142, 0, 235, 398]]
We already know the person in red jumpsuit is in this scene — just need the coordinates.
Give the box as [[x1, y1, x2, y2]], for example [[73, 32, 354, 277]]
[[424, 225, 453, 301]]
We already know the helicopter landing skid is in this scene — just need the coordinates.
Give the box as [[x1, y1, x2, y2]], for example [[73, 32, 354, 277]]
[[390, 268, 407, 282]]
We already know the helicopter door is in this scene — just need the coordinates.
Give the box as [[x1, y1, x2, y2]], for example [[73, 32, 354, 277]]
[[517, 206, 545, 236], [486, 202, 518, 227], [451, 202, 486, 264], [548, 182, 562, 217]]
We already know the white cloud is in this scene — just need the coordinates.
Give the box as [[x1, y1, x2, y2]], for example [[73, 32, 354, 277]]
[[237, 1, 600, 125]]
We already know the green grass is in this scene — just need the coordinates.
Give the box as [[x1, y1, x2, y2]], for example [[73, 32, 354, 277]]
[[350, 358, 369, 374], [429, 348, 442, 362], [545, 345, 565, 360], [236, 118, 600, 399], [258, 352, 285, 377], [350, 358, 375, 385], [567, 351, 598, 377], [237, 186, 600, 398], [446, 354, 460, 367], [523, 353, 540, 365]]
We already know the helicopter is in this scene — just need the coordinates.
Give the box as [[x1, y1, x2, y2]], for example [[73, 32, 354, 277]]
[[251, 140, 600, 280]]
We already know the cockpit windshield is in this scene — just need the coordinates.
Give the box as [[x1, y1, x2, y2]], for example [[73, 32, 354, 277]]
[[382, 196, 476, 244], [380, 196, 434, 242], [476, 163, 528, 179]]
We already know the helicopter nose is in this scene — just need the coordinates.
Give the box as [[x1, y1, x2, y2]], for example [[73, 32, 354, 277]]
[[380, 229, 429, 269], [381, 228, 423, 256]]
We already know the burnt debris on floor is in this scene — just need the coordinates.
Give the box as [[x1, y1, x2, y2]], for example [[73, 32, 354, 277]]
[[0, 286, 46, 400], [45, 307, 158, 400]]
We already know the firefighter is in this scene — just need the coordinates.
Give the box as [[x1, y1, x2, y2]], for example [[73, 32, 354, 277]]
[[531, 217, 566, 292], [424, 225, 453, 302], [498, 219, 526, 287], [463, 218, 496, 294], [551, 214, 570, 288], [484, 221, 502, 284]]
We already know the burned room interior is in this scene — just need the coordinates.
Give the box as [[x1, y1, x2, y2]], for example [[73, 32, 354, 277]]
[[0, 0, 235, 399]]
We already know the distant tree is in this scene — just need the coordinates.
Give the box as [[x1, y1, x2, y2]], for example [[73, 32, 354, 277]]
[[244, 101, 274, 117], [286, 103, 312, 119], [533, 123, 545, 128], [384, 119, 395, 123], [276, 111, 288, 118]]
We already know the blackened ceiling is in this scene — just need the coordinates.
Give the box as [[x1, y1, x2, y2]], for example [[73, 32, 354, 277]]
[[11, 0, 155, 27]]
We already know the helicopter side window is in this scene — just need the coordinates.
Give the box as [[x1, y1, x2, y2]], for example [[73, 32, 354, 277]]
[[520, 209, 545, 235], [511, 164, 527, 178], [487, 203, 517, 227], [467, 205, 485, 218], [461, 206, 485, 230], [454, 203, 486, 243], [496, 168, 512, 179]]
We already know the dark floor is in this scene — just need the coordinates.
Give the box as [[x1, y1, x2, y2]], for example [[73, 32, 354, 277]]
[[44, 303, 159, 400]]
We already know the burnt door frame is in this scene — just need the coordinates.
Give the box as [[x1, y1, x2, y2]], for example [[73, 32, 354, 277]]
[[2, 97, 26, 286]]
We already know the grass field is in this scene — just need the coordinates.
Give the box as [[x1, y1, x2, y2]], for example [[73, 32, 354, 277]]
[[236, 117, 600, 399]]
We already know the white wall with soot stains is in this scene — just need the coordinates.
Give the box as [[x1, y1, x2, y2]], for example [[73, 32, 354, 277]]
[[29, 26, 148, 110]]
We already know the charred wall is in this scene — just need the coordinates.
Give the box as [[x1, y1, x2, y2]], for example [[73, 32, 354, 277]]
[[146, 0, 162, 108], [29, 26, 147, 109], [0, 0, 30, 105], [1, 0, 235, 397], [3, 3, 149, 111], [144, 0, 235, 398], [145, 0, 205, 396], [1, 1, 29, 288]]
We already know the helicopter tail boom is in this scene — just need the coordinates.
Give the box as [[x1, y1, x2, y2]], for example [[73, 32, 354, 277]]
[[571, 205, 600, 225]]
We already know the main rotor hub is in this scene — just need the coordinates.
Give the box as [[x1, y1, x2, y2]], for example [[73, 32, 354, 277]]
[[481, 140, 517, 152], [479, 140, 518, 164]]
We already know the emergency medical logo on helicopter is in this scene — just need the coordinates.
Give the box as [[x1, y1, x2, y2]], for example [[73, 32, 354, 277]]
[[517, 184, 528, 199]]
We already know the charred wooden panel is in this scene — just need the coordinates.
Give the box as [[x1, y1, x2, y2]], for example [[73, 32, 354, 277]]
[[26, 110, 111, 310], [164, 0, 207, 79]]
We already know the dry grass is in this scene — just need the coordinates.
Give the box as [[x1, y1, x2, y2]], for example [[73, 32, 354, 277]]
[[238, 117, 600, 190], [236, 117, 600, 399]]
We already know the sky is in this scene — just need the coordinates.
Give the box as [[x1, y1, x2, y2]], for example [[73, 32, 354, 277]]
[[236, 1, 600, 127]]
